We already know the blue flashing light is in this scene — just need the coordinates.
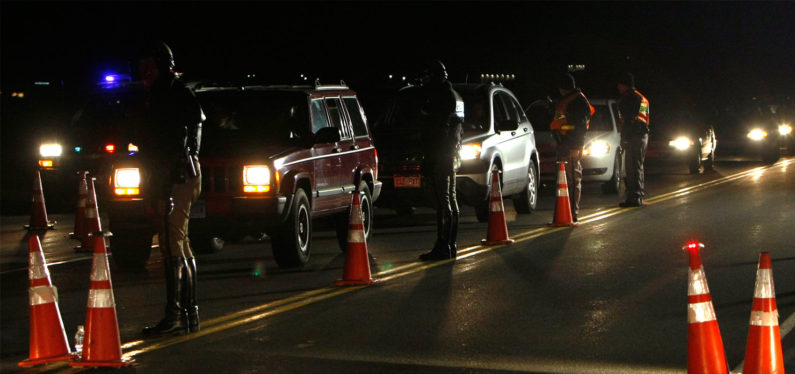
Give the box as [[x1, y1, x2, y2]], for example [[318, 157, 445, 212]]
[[99, 73, 131, 88], [105, 75, 117, 82], [74, 146, 82, 153]]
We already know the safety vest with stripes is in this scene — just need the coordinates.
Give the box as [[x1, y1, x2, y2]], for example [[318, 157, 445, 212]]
[[618, 90, 650, 126], [550, 91, 595, 135]]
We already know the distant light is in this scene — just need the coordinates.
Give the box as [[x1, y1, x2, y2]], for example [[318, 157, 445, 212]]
[[40, 143, 63, 157], [778, 124, 792, 135], [105, 75, 116, 82], [684, 241, 704, 253], [669, 137, 693, 151], [39, 160, 54, 168], [388, 74, 393, 79], [105, 144, 115, 153], [128, 143, 139, 153], [74, 146, 82, 153], [34, 81, 51, 86], [747, 129, 768, 141]]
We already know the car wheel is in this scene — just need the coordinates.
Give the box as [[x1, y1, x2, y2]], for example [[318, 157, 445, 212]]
[[270, 188, 311, 268], [189, 234, 225, 254], [335, 182, 372, 251], [513, 162, 538, 214], [109, 228, 153, 270], [601, 152, 621, 194], [688, 149, 703, 174]]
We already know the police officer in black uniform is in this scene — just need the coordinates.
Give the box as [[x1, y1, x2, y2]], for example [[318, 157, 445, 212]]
[[418, 60, 463, 261], [138, 41, 204, 336]]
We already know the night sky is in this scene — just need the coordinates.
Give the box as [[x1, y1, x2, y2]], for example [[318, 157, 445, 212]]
[[2, 1, 795, 112]]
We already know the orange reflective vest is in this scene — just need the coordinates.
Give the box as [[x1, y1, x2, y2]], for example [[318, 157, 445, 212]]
[[549, 91, 595, 135], [618, 90, 650, 126]]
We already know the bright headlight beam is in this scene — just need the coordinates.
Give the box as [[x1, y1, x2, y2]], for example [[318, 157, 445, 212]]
[[114, 168, 141, 188], [243, 165, 270, 185], [779, 124, 792, 135], [39, 143, 63, 157], [459, 144, 482, 160], [584, 140, 609, 157], [668, 137, 693, 151], [747, 129, 768, 141]]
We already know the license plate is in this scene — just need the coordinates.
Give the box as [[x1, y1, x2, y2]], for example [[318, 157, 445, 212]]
[[394, 175, 421, 188], [190, 199, 206, 219]]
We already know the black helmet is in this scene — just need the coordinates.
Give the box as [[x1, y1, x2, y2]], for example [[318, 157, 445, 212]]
[[421, 59, 448, 81], [139, 41, 175, 73], [618, 72, 635, 88]]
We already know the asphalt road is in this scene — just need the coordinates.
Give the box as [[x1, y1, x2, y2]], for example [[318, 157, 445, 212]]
[[1, 158, 794, 373]]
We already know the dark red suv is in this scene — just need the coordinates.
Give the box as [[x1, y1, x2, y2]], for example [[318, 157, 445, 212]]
[[106, 82, 381, 269]]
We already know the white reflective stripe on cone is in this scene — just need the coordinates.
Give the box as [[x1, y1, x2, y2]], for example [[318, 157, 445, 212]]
[[754, 269, 775, 298], [491, 201, 503, 212], [29, 252, 49, 280], [87, 288, 115, 308], [749, 310, 780, 327], [688, 301, 717, 323], [91, 254, 111, 281], [347, 229, 365, 243], [688, 267, 710, 296], [557, 187, 569, 197], [30, 285, 58, 305]]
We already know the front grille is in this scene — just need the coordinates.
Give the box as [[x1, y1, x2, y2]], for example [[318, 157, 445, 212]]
[[200, 164, 242, 194]]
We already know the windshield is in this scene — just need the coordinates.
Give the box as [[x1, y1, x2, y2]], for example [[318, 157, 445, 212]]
[[197, 90, 309, 149], [69, 86, 148, 150], [455, 86, 490, 132]]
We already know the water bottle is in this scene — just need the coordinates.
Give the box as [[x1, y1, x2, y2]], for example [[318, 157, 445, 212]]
[[74, 325, 84, 355]]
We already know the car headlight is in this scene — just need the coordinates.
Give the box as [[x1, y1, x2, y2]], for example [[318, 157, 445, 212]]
[[114, 168, 141, 196], [39, 143, 63, 157], [747, 128, 768, 141], [778, 124, 792, 135], [583, 140, 609, 157], [243, 165, 271, 193], [668, 137, 694, 151], [459, 143, 482, 161]]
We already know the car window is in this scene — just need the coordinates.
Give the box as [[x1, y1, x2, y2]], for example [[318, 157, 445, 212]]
[[343, 97, 368, 137], [589, 104, 614, 132], [198, 91, 308, 149], [501, 92, 529, 123], [325, 97, 351, 139], [311, 99, 330, 135], [457, 87, 490, 131], [493, 93, 509, 123]]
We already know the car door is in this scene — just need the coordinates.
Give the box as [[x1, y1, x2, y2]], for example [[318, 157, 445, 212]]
[[310, 97, 343, 213], [493, 91, 530, 194], [325, 96, 357, 206]]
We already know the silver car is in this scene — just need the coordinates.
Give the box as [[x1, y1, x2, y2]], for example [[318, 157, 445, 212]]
[[454, 83, 540, 222]]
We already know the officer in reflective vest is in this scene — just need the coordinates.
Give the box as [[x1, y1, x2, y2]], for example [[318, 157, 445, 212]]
[[549, 73, 594, 222], [617, 72, 650, 207]]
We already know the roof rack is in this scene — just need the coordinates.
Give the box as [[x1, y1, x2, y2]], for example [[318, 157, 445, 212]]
[[314, 78, 349, 90]]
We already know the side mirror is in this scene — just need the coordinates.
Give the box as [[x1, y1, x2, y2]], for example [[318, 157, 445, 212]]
[[496, 119, 519, 132], [314, 127, 341, 144]]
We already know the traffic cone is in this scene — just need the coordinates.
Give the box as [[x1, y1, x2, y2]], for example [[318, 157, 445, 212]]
[[24, 170, 55, 230], [335, 191, 377, 286], [18, 235, 73, 367], [551, 162, 576, 227], [69, 232, 133, 367], [684, 242, 729, 374], [742, 252, 785, 374], [481, 169, 515, 245], [70, 172, 89, 242], [75, 178, 102, 253]]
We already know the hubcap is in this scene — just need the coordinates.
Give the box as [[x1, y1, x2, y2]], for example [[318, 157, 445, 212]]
[[298, 205, 309, 253]]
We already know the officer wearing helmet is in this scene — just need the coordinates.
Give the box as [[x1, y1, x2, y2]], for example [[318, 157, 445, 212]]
[[418, 60, 463, 261], [137, 41, 204, 336]]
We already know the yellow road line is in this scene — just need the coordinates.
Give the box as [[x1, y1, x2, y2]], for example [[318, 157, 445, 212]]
[[111, 158, 793, 361]]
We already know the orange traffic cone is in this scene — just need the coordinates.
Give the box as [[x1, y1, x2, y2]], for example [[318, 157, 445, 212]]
[[24, 170, 55, 230], [335, 191, 377, 286], [75, 178, 102, 253], [551, 162, 576, 227], [70, 172, 89, 242], [18, 235, 73, 367], [684, 242, 729, 374], [69, 232, 133, 367], [481, 169, 515, 245], [742, 252, 785, 374]]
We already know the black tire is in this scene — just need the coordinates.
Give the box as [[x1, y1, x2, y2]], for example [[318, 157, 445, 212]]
[[270, 189, 311, 268], [761, 145, 780, 164], [688, 149, 703, 174], [189, 234, 225, 254], [513, 162, 538, 214], [601, 152, 621, 194], [335, 182, 373, 251], [109, 228, 153, 270]]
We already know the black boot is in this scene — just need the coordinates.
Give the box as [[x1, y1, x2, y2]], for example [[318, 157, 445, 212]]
[[183, 257, 200, 333], [448, 210, 459, 258], [420, 211, 453, 261], [142, 257, 188, 336]]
